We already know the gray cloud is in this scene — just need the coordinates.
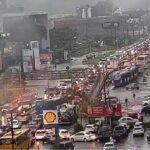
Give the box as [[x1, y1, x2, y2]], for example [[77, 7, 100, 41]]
[[7, 0, 150, 14]]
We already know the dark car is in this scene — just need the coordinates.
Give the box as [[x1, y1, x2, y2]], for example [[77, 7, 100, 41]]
[[147, 131, 150, 141], [0, 126, 11, 137], [42, 134, 51, 144], [113, 125, 128, 138], [58, 141, 74, 150], [97, 126, 112, 143], [112, 125, 128, 142], [126, 83, 139, 90], [27, 121, 37, 128], [128, 112, 138, 119]]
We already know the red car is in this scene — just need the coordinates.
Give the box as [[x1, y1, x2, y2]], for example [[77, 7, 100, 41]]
[[128, 112, 138, 119]]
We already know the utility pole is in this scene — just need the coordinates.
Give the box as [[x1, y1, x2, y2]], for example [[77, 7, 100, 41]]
[[102, 63, 107, 105], [18, 42, 25, 91], [11, 112, 14, 150]]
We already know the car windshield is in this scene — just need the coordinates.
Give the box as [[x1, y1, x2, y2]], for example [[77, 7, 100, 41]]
[[60, 83, 67, 86], [61, 131, 68, 134], [115, 126, 124, 130], [13, 120, 18, 124], [86, 132, 91, 135], [136, 122, 142, 125], [36, 131, 45, 134], [29, 122, 36, 125], [134, 127, 142, 130], [86, 125, 93, 128], [105, 144, 113, 147]]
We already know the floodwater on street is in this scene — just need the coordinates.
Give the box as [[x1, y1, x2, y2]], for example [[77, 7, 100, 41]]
[[39, 132, 150, 150]]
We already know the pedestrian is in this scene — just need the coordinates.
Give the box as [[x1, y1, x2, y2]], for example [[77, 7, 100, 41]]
[[109, 136, 114, 142], [125, 97, 128, 107], [133, 93, 136, 101]]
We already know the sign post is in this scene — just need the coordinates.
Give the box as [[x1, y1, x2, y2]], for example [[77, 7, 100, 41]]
[[43, 110, 59, 146]]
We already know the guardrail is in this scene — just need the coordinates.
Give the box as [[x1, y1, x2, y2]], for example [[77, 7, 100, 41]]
[[8, 70, 89, 80]]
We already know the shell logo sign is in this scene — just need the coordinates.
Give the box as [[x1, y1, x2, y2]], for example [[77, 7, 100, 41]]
[[43, 110, 58, 125]]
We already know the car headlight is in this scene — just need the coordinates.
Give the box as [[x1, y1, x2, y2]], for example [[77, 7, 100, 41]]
[[91, 135, 96, 140]]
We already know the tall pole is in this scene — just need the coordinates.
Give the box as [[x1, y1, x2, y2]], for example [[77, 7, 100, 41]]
[[103, 63, 107, 104], [11, 112, 14, 150], [19, 43, 25, 91]]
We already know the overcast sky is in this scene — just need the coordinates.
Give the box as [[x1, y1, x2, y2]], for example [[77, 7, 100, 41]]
[[8, 0, 150, 14]]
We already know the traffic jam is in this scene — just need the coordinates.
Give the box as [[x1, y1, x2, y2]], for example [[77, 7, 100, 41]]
[[0, 38, 150, 149]]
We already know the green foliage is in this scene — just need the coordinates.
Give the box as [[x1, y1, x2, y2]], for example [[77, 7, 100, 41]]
[[49, 27, 78, 49], [74, 122, 84, 133], [79, 101, 89, 113]]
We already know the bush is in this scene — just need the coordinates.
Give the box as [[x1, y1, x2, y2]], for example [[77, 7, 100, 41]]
[[74, 122, 84, 133]]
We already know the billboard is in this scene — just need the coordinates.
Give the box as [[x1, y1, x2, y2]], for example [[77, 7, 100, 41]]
[[87, 104, 122, 118], [102, 22, 120, 29]]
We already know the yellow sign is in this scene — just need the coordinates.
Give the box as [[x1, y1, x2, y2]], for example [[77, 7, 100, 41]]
[[43, 110, 58, 125]]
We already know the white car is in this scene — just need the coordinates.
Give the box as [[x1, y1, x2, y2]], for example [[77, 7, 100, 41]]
[[118, 117, 138, 125], [142, 100, 150, 107], [134, 122, 143, 128], [35, 129, 46, 140], [8, 119, 22, 129], [70, 131, 97, 142], [103, 142, 117, 150], [85, 124, 97, 133], [59, 129, 70, 139], [133, 126, 144, 137], [58, 82, 71, 90]]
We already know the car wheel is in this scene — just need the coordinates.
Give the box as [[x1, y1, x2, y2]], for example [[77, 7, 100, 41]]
[[133, 134, 136, 137], [84, 138, 87, 142], [126, 87, 128, 90]]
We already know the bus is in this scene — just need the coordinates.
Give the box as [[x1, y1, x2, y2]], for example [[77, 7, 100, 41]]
[[0, 128, 30, 150], [136, 55, 149, 70], [111, 66, 138, 88]]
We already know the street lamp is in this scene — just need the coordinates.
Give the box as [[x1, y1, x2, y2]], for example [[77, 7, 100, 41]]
[[1, 33, 11, 37], [0, 33, 11, 70]]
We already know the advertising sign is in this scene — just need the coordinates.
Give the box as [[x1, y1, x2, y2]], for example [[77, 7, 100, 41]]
[[87, 104, 122, 118], [87, 105, 104, 117], [43, 110, 58, 125], [102, 22, 120, 29]]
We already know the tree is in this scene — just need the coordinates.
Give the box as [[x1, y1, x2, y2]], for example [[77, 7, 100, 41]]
[[92, 0, 114, 17], [49, 27, 78, 49]]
